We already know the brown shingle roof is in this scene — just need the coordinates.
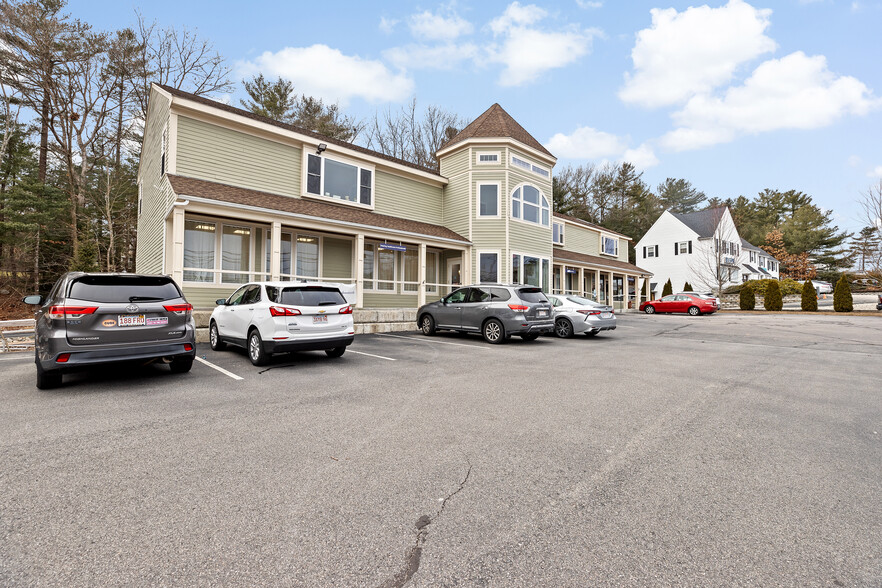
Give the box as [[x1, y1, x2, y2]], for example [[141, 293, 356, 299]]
[[167, 175, 469, 243], [553, 212, 633, 241], [440, 103, 554, 158], [553, 249, 652, 276], [155, 84, 441, 177]]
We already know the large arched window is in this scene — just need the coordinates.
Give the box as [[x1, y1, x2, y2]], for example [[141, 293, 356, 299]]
[[511, 184, 550, 227]]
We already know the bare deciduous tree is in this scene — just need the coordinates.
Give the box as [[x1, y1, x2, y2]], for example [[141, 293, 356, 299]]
[[688, 207, 742, 296], [858, 180, 882, 279]]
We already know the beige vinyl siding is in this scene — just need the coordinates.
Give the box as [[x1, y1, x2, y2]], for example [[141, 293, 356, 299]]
[[322, 237, 353, 279], [441, 174, 470, 241], [176, 115, 301, 197], [363, 293, 418, 308], [373, 170, 443, 226], [563, 223, 601, 256], [439, 148, 469, 179], [182, 285, 236, 309], [617, 238, 630, 262], [471, 171, 508, 283], [136, 90, 172, 274]]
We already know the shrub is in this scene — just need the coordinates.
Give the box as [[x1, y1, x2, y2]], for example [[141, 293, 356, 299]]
[[833, 275, 853, 312], [662, 279, 673, 297], [765, 280, 783, 311], [779, 278, 803, 296], [801, 280, 818, 311], [682, 281, 693, 292], [739, 283, 755, 310]]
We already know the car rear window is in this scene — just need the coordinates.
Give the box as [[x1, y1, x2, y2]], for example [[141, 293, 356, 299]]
[[567, 295, 602, 307], [68, 276, 181, 303], [278, 286, 346, 306], [516, 288, 548, 303]]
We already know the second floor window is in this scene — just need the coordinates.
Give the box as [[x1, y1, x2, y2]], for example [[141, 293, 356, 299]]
[[511, 184, 549, 227], [307, 153, 373, 207], [601, 235, 618, 256], [552, 222, 564, 245], [478, 183, 499, 217]]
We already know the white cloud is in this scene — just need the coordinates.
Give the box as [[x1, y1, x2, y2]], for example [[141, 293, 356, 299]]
[[545, 126, 628, 159], [660, 51, 879, 151], [576, 0, 603, 8], [237, 45, 414, 105], [869, 166, 882, 178], [408, 10, 473, 41], [848, 155, 862, 167], [383, 42, 479, 71], [379, 17, 398, 34], [623, 144, 659, 169], [488, 2, 599, 87], [619, 0, 776, 108]]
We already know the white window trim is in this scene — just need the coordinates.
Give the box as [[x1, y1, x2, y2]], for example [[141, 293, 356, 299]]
[[511, 251, 551, 290], [363, 241, 405, 294], [552, 221, 564, 246], [477, 250, 501, 284], [425, 250, 440, 293], [302, 149, 376, 211], [510, 182, 551, 228], [476, 181, 501, 219], [678, 241, 689, 254], [510, 153, 550, 179], [183, 215, 262, 285], [476, 151, 501, 165], [646, 246, 655, 258], [599, 234, 619, 257]]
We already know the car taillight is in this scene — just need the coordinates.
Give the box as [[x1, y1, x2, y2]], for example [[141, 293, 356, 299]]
[[56, 353, 71, 363], [163, 303, 193, 316], [339, 305, 353, 314], [183, 343, 193, 352], [47, 306, 98, 319], [269, 306, 301, 317], [577, 310, 601, 316], [508, 304, 529, 312]]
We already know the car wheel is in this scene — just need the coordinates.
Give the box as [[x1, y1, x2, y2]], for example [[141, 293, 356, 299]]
[[520, 332, 540, 341], [420, 314, 436, 336], [644, 305, 655, 314], [688, 306, 701, 316], [35, 363, 62, 390], [554, 318, 574, 338], [482, 319, 505, 344], [325, 346, 346, 358], [169, 356, 193, 373], [209, 322, 226, 351], [248, 329, 269, 366]]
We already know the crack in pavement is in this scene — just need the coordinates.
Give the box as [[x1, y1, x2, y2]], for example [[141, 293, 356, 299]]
[[377, 458, 472, 588]]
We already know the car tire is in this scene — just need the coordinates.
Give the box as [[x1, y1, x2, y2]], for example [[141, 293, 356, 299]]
[[644, 305, 655, 314], [520, 332, 540, 341], [325, 346, 346, 358], [169, 356, 193, 373], [36, 362, 62, 390], [688, 306, 701, 316], [554, 318, 574, 338], [209, 322, 226, 351], [248, 329, 270, 366], [420, 314, 436, 336], [482, 319, 505, 344]]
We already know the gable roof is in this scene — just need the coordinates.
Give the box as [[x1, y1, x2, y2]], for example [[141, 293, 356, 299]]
[[669, 207, 728, 238], [155, 84, 441, 177], [167, 175, 469, 244], [440, 103, 553, 157], [740, 238, 763, 252], [553, 212, 633, 241]]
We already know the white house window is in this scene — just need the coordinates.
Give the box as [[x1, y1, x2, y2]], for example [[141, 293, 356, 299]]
[[363, 243, 396, 292], [221, 225, 252, 283], [477, 183, 499, 217], [265, 232, 294, 277], [295, 235, 319, 278], [511, 184, 550, 227], [306, 153, 373, 207], [511, 154, 549, 178], [678, 241, 689, 254], [404, 249, 418, 292], [184, 220, 216, 283], [512, 253, 550, 290], [552, 222, 564, 245], [645, 245, 656, 258], [477, 151, 500, 164], [479, 252, 499, 283], [601, 235, 618, 256], [426, 252, 439, 293], [750, 251, 756, 263]]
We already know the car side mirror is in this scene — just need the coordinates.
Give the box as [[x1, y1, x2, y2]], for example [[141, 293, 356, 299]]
[[215, 298, 227, 306], [23, 295, 43, 305]]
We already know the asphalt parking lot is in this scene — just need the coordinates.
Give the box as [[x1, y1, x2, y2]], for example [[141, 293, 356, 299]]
[[1, 312, 880, 587]]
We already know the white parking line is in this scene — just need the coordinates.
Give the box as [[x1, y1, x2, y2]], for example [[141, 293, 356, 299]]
[[348, 349, 396, 361], [376, 333, 489, 349], [195, 356, 244, 380]]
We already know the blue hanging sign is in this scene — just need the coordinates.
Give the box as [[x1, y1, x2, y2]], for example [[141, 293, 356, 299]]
[[378, 243, 407, 252], [565, 269, 578, 274]]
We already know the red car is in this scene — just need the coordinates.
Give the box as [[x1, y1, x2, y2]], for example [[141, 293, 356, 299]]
[[640, 293, 718, 316]]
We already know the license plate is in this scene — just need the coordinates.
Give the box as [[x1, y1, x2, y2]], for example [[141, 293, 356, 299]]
[[313, 315, 328, 324], [538, 310, 548, 318], [119, 314, 145, 327], [602, 312, 612, 318]]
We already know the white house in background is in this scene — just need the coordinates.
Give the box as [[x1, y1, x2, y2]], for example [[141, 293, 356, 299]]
[[739, 238, 780, 281], [635, 207, 750, 295]]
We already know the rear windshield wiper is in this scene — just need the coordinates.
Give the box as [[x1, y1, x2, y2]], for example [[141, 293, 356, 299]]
[[317, 301, 339, 306], [129, 296, 165, 302]]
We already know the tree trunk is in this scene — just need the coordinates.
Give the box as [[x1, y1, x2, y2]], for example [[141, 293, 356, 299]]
[[38, 89, 49, 183], [34, 225, 40, 292]]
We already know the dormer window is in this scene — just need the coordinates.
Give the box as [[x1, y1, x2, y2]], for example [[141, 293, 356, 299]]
[[511, 184, 549, 227], [306, 153, 373, 207]]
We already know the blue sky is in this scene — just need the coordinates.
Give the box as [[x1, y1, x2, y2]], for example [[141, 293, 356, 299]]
[[72, 0, 881, 235]]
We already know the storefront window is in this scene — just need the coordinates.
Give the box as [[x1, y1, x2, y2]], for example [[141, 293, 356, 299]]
[[296, 235, 319, 278], [426, 252, 438, 292], [222, 225, 250, 283], [404, 249, 418, 292], [363, 244, 375, 290], [184, 220, 215, 283], [377, 249, 395, 291]]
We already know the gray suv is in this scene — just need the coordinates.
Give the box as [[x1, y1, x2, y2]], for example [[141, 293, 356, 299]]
[[23, 273, 196, 389], [417, 284, 554, 343]]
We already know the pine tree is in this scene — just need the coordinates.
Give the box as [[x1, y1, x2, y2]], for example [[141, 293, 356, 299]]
[[801, 279, 818, 311], [661, 279, 673, 297], [682, 281, 693, 292], [765, 280, 783, 311], [740, 283, 755, 310], [833, 275, 853, 312]]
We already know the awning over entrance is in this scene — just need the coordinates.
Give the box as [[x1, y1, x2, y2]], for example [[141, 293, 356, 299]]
[[759, 268, 771, 276], [553, 249, 651, 276], [743, 263, 759, 273]]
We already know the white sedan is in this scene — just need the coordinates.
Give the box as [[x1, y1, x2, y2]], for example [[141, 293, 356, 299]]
[[547, 295, 617, 338], [209, 282, 355, 365]]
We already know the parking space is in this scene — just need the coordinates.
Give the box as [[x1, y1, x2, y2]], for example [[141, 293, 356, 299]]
[[1, 313, 880, 586]]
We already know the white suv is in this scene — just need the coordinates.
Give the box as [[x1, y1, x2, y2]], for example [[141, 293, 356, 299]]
[[209, 282, 355, 365]]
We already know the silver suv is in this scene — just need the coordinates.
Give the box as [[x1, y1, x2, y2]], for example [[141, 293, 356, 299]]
[[417, 284, 553, 343], [24, 273, 196, 389]]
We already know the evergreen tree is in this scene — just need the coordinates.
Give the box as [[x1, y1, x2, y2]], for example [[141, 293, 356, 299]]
[[740, 283, 755, 310], [682, 281, 693, 292], [848, 226, 882, 273], [657, 178, 706, 213], [833, 275, 853, 312], [801, 279, 818, 311], [661, 278, 673, 297], [764, 280, 783, 311]]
